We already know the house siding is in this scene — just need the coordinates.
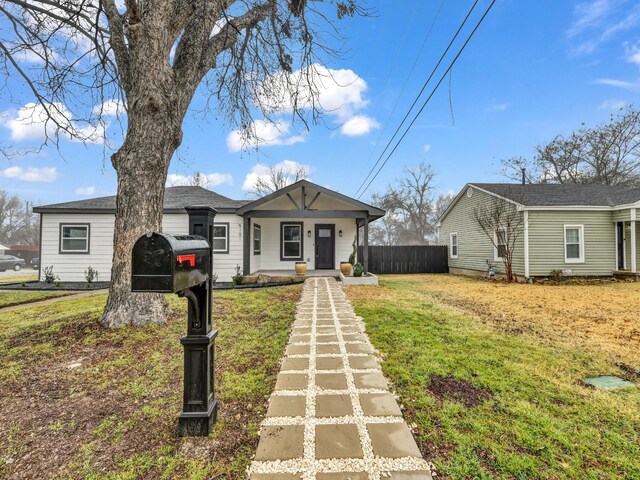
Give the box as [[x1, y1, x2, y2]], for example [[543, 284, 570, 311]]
[[438, 186, 525, 277], [527, 210, 615, 276], [39, 212, 242, 282]]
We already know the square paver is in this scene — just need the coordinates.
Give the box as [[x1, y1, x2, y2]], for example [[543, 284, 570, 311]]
[[275, 373, 308, 390], [383, 472, 432, 480], [343, 334, 367, 343], [286, 344, 310, 355], [341, 326, 362, 334], [346, 343, 373, 354], [315, 424, 364, 459], [367, 423, 422, 458], [317, 334, 339, 343], [315, 394, 353, 417], [316, 357, 344, 370], [266, 395, 307, 417], [316, 373, 348, 390], [359, 393, 402, 416], [317, 319, 335, 326], [348, 356, 379, 370], [316, 474, 369, 480], [251, 474, 303, 480], [282, 357, 310, 371], [289, 335, 310, 344], [317, 344, 341, 355], [293, 327, 311, 334], [316, 327, 337, 334], [353, 372, 388, 389], [255, 425, 305, 460]]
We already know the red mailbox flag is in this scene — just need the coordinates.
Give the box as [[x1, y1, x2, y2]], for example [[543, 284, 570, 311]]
[[176, 254, 196, 267]]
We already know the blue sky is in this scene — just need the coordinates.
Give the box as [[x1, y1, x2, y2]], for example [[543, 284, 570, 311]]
[[1, 0, 640, 206]]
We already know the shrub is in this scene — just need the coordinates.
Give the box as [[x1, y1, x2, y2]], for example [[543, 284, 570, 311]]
[[353, 262, 364, 277], [550, 269, 564, 281], [231, 265, 244, 286], [348, 236, 357, 265], [43, 266, 57, 284], [84, 266, 99, 285]]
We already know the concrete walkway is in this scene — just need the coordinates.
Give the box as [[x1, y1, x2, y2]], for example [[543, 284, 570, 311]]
[[248, 278, 432, 480]]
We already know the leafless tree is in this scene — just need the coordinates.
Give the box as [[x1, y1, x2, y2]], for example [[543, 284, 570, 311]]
[[249, 163, 309, 197], [472, 193, 523, 282], [502, 105, 640, 187], [370, 162, 436, 245], [434, 191, 455, 220], [0, 193, 39, 245], [0, 0, 365, 327]]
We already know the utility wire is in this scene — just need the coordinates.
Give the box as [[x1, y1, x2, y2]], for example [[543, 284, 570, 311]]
[[357, 0, 496, 199], [354, 0, 481, 198]]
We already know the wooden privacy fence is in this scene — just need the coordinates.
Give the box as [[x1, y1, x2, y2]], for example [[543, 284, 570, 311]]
[[358, 245, 448, 274]]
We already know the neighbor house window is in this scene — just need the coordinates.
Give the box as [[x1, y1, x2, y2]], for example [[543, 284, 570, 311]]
[[450, 232, 458, 259], [60, 224, 90, 253], [281, 222, 303, 261], [213, 223, 229, 254], [564, 225, 584, 263], [253, 224, 261, 255], [495, 228, 507, 260]]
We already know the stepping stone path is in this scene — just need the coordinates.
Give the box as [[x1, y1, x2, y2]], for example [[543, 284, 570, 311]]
[[248, 278, 433, 480]]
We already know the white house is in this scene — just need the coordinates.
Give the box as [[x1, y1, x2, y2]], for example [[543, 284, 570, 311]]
[[33, 180, 385, 282]]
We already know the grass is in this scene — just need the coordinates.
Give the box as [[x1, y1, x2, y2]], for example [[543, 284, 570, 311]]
[[0, 273, 38, 284], [0, 285, 301, 479], [0, 290, 73, 308], [345, 275, 640, 480]]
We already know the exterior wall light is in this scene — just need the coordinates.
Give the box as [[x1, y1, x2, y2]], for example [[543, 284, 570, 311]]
[[307, 230, 311, 237], [339, 230, 343, 237]]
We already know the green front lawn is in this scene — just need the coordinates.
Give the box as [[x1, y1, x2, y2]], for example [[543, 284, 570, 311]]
[[0, 290, 73, 308], [0, 285, 301, 479], [346, 276, 640, 480]]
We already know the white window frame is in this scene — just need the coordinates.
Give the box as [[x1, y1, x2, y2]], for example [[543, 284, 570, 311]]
[[281, 222, 303, 261], [450, 232, 458, 259], [494, 228, 507, 261], [253, 224, 261, 255], [59, 223, 90, 254], [564, 224, 585, 263], [212, 223, 229, 254]]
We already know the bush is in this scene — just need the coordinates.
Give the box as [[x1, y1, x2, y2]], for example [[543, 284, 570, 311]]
[[84, 266, 99, 285], [353, 262, 364, 277], [550, 269, 564, 281], [43, 266, 57, 284], [348, 236, 357, 265], [231, 265, 244, 286]]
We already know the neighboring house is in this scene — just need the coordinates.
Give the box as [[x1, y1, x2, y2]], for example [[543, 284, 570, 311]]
[[33, 180, 384, 282], [438, 183, 640, 278]]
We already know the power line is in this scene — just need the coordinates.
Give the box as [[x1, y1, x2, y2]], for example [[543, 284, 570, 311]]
[[357, 0, 496, 199], [354, 0, 482, 198]]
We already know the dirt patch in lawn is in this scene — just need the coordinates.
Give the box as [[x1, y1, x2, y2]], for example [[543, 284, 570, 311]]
[[427, 375, 493, 408]]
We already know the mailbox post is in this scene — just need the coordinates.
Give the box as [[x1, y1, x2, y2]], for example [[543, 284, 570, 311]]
[[131, 231, 218, 436]]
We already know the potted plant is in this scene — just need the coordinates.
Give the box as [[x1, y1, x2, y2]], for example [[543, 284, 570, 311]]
[[340, 236, 357, 275], [295, 261, 307, 275]]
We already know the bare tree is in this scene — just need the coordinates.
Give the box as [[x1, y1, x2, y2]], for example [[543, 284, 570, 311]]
[[370, 162, 436, 245], [249, 162, 309, 197], [0, 0, 365, 327], [0, 193, 39, 245], [502, 105, 640, 187], [434, 191, 455, 220], [368, 192, 403, 245], [472, 194, 523, 282]]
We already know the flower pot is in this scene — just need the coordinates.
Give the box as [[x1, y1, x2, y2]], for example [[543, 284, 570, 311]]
[[295, 262, 307, 275], [340, 262, 353, 276]]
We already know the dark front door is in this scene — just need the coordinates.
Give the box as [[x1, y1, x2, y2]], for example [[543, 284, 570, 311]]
[[315, 224, 335, 270], [617, 222, 625, 270]]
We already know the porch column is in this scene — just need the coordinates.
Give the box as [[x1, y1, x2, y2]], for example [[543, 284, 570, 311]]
[[355, 220, 360, 262], [363, 216, 369, 273], [631, 221, 637, 273], [243, 216, 251, 274]]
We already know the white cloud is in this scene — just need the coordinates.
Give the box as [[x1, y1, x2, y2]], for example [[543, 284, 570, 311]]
[[2, 102, 106, 144], [486, 103, 509, 112], [423, 144, 432, 153], [242, 160, 311, 191], [593, 78, 640, 91], [625, 42, 640, 65], [340, 115, 380, 137], [92, 99, 125, 117], [227, 119, 305, 152], [75, 186, 96, 195], [166, 173, 233, 188], [568, 0, 640, 55], [599, 98, 627, 109], [0, 166, 58, 182]]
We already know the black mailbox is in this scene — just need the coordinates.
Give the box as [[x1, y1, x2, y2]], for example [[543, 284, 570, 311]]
[[131, 232, 210, 293]]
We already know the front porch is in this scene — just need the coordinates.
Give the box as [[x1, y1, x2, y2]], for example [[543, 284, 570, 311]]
[[614, 216, 639, 273], [250, 269, 341, 279]]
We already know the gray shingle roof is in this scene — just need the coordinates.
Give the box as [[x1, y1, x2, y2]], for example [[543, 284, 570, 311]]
[[472, 183, 640, 207], [34, 186, 249, 213]]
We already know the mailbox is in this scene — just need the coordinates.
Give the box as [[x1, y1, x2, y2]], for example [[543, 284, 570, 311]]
[[131, 232, 210, 293]]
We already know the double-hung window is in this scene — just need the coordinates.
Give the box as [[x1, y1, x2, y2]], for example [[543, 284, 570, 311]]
[[281, 222, 303, 261], [450, 232, 458, 259], [60, 224, 90, 253], [564, 225, 584, 263], [253, 224, 261, 255], [213, 223, 229, 254], [495, 228, 507, 260]]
